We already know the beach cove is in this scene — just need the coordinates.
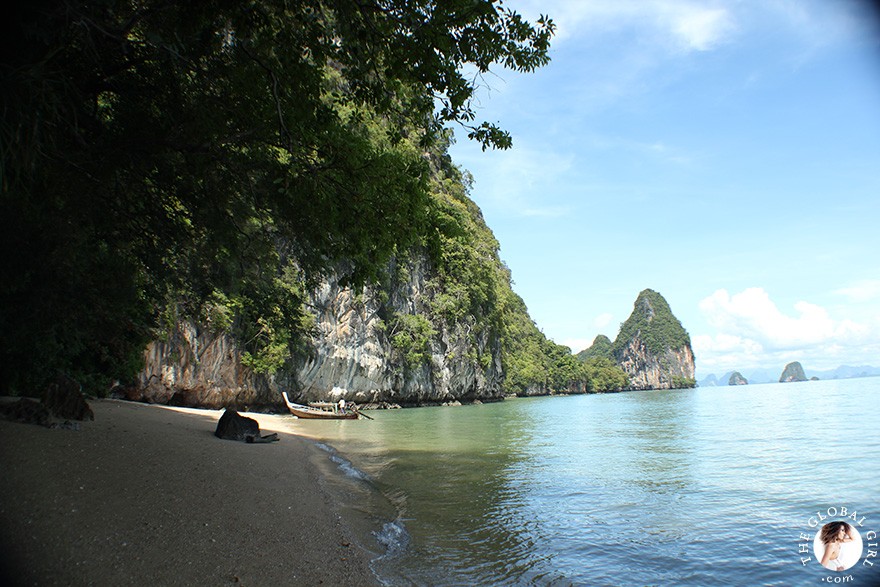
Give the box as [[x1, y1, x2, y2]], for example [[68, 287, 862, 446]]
[[3, 379, 880, 586], [0, 399, 377, 586]]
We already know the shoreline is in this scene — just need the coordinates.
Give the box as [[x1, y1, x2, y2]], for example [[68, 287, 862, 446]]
[[0, 398, 379, 586]]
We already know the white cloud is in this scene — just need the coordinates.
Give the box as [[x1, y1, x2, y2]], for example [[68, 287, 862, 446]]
[[696, 287, 877, 375], [692, 333, 765, 373], [834, 279, 880, 303], [761, 0, 880, 49], [514, 0, 737, 52], [698, 287, 867, 348], [669, 6, 734, 51], [593, 312, 614, 330], [454, 139, 575, 217]]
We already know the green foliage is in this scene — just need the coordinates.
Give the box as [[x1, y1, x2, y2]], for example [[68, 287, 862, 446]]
[[583, 358, 629, 392], [235, 261, 316, 375], [389, 313, 438, 368], [671, 376, 697, 389], [422, 159, 502, 326], [496, 287, 587, 395], [576, 335, 613, 361], [611, 289, 691, 358], [202, 291, 239, 334], [0, 0, 553, 394]]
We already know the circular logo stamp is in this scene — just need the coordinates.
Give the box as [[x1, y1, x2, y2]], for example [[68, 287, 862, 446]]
[[797, 506, 878, 583]]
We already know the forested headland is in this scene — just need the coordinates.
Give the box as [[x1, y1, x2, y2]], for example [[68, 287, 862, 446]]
[[2, 1, 633, 402]]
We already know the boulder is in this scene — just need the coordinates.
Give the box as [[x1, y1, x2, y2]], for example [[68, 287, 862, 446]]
[[42, 374, 94, 421], [214, 409, 279, 443], [0, 398, 51, 426]]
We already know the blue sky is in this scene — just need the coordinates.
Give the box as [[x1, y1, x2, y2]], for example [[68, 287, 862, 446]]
[[448, 0, 880, 379]]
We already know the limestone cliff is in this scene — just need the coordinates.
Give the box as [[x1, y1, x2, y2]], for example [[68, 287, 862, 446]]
[[131, 254, 503, 409], [132, 322, 284, 410], [293, 257, 502, 406], [611, 289, 696, 390]]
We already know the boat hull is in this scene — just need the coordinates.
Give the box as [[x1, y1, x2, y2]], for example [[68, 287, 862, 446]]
[[287, 405, 359, 420], [281, 392, 359, 419]]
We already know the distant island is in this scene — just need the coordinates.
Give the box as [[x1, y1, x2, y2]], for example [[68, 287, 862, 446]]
[[728, 372, 747, 386], [698, 364, 880, 387], [779, 361, 807, 383]]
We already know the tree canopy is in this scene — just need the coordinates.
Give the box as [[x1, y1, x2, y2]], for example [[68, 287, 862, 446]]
[[0, 0, 554, 394]]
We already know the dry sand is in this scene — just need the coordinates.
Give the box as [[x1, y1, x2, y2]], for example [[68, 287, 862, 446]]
[[0, 399, 379, 586]]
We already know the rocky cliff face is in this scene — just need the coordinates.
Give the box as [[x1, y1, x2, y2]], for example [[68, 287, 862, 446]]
[[612, 289, 696, 390], [131, 255, 503, 409], [615, 339, 696, 390], [293, 259, 502, 406], [130, 322, 286, 410]]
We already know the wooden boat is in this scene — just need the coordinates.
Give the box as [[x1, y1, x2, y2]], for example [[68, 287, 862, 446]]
[[281, 392, 359, 419]]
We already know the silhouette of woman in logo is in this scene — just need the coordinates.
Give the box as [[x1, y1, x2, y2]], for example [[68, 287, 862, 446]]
[[820, 521, 855, 571]]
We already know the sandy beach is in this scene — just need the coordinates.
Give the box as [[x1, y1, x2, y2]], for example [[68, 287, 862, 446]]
[[0, 399, 378, 586]]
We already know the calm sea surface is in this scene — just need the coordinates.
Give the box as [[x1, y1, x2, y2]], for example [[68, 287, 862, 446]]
[[289, 378, 880, 586]]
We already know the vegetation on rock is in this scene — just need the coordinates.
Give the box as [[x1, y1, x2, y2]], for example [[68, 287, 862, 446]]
[[1, 1, 669, 401], [610, 289, 696, 390], [1, 0, 554, 396], [576, 335, 613, 361], [611, 289, 692, 358]]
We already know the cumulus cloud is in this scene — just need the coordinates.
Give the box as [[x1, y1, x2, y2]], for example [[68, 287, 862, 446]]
[[696, 287, 875, 374], [692, 333, 765, 373], [699, 288, 866, 348]]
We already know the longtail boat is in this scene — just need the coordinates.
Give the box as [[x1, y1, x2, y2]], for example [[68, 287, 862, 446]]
[[281, 392, 359, 419]]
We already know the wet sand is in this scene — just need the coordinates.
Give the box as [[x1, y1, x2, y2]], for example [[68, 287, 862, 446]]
[[0, 399, 378, 586]]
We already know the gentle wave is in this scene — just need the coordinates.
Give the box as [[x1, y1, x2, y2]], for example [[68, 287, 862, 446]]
[[314, 440, 372, 482]]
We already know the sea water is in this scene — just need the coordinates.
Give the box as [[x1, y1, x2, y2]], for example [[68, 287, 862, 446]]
[[291, 378, 880, 586]]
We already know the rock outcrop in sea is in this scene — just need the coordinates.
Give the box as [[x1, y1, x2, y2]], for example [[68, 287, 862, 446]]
[[610, 289, 696, 390], [779, 361, 808, 383], [728, 371, 748, 385]]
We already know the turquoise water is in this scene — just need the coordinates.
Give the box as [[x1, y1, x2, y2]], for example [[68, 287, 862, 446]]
[[291, 378, 880, 586]]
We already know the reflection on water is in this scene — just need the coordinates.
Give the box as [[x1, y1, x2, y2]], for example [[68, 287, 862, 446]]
[[290, 379, 880, 586]]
